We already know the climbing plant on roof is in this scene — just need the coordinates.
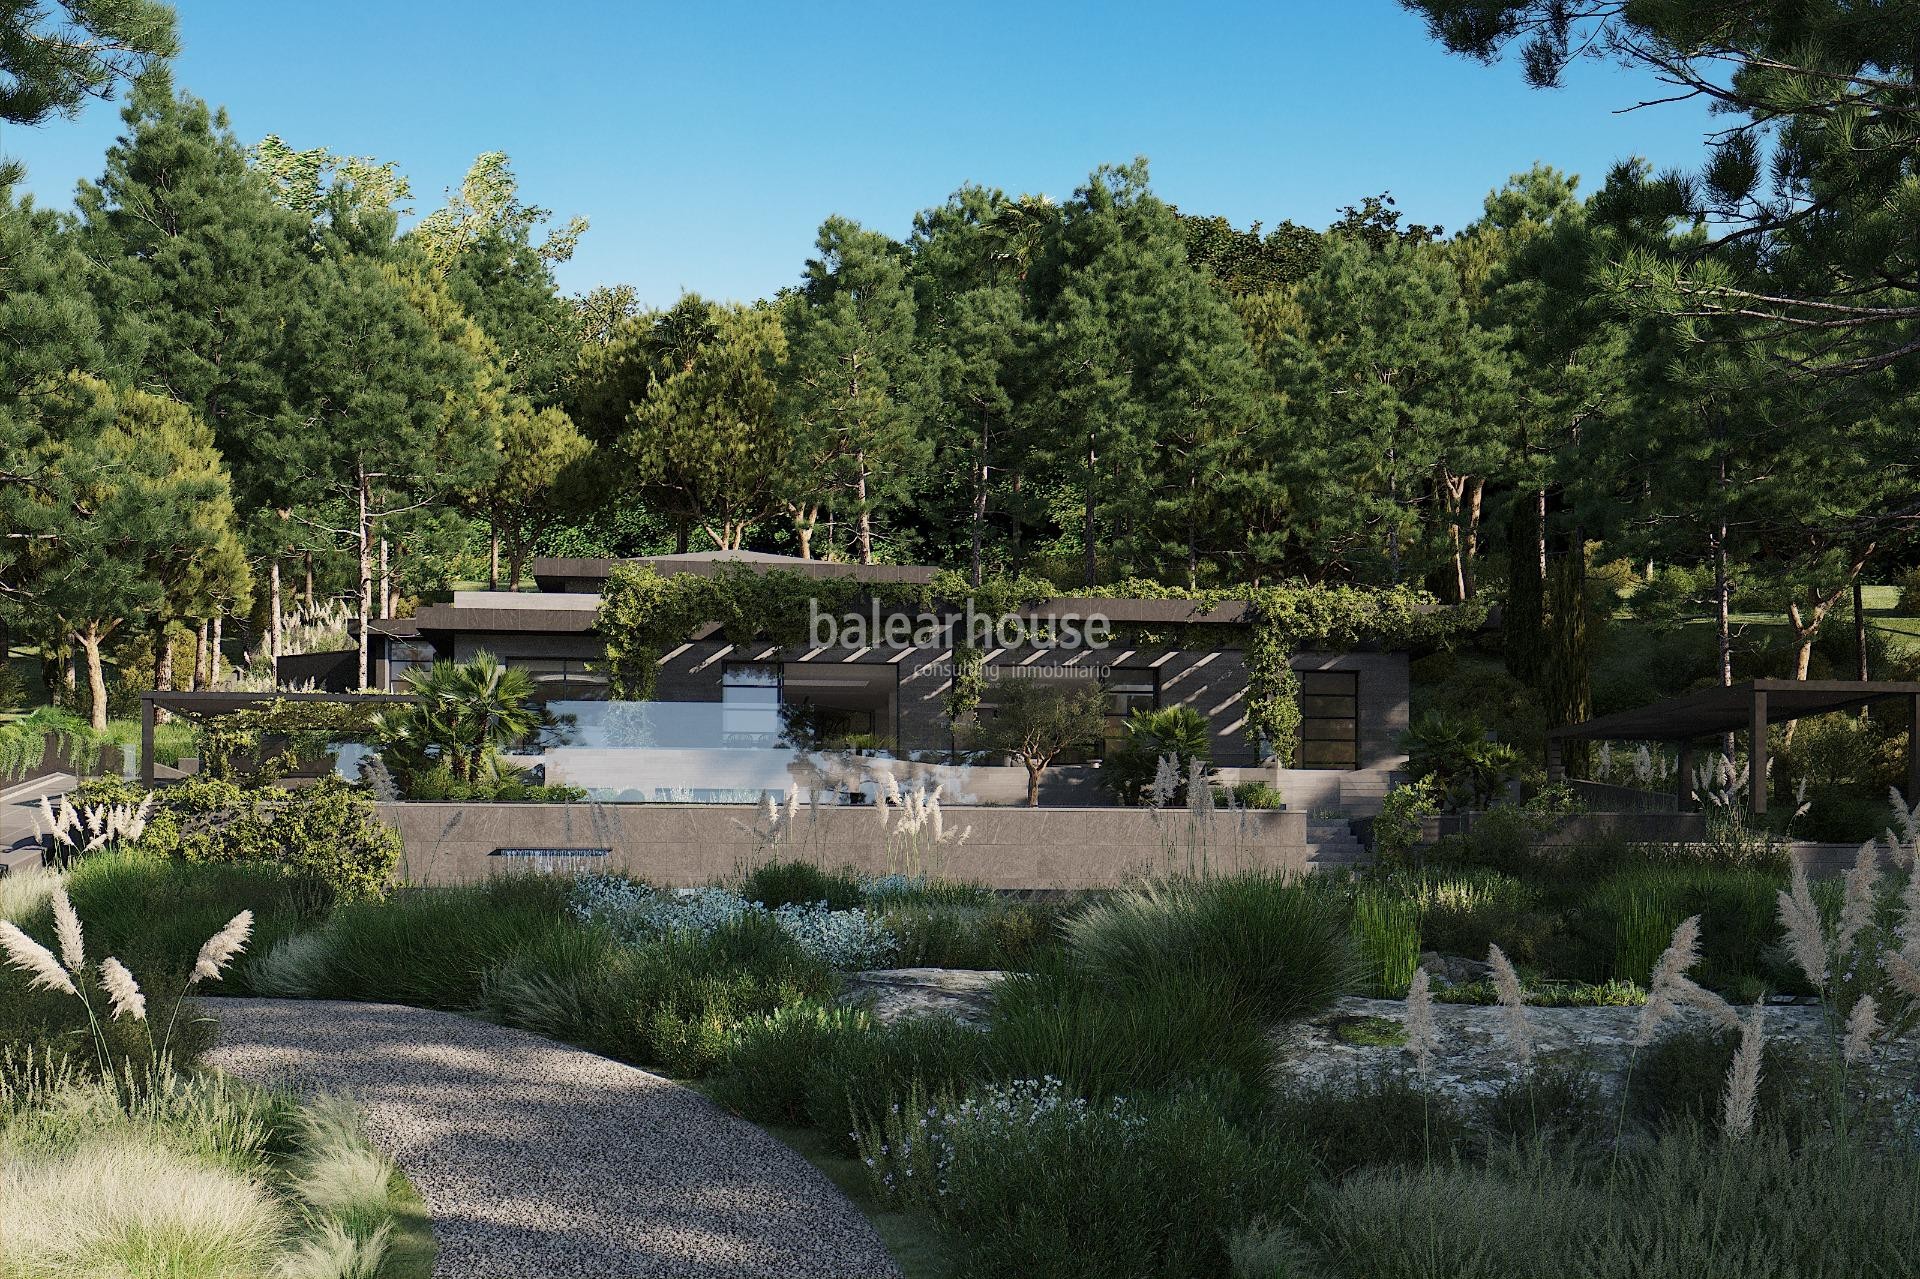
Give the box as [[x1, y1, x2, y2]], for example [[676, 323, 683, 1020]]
[[595, 564, 1055, 701]]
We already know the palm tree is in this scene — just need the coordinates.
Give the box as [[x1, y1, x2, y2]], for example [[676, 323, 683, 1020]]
[[382, 652, 545, 784]]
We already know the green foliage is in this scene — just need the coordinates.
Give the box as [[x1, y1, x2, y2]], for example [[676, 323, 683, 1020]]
[[1373, 776, 1442, 863], [595, 562, 1052, 702], [986, 959, 1273, 1102], [1266, 1069, 1474, 1178], [197, 697, 378, 784], [1401, 709, 1525, 811], [1330, 1014, 1407, 1048], [1276, 1131, 1920, 1279], [866, 1082, 1301, 1279], [1241, 582, 1483, 762], [1065, 871, 1357, 1021], [1351, 884, 1422, 997], [264, 874, 572, 1009], [1627, 1025, 1817, 1139], [1585, 865, 1784, 991], [877, 900, 1059, 971], [964, 679, 1109, 806], [1226, 780, 1286, 810], [1102, 704, 1212, 804], [75, 776, 400, 904], [800, 1015, 990, 1154], [705, 1001, 880, 1126], [738, 860, 865, 911], [0, 707, 105, 780], [375, 652, 547, 789]]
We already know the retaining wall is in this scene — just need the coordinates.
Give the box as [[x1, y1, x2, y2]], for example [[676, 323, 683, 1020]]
[[377, 801, 1310, 890]]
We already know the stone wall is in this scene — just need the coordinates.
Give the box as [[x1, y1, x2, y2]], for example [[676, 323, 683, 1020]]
[[377, 801, 1309, 890]]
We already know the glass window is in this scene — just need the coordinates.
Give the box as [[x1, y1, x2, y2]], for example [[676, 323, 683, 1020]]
[[1103, 668, 1159, 754], [1297, 670, 1358, 770], [386, 640, 438, 691], [722, 662, 782, 741], [505, 658, 608, 701]]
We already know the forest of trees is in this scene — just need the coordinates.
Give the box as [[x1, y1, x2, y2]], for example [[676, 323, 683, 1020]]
[[1, 0, 1916, 734]]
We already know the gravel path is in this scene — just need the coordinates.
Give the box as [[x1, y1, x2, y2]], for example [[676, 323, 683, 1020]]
[[205, 997, 902, 1279]]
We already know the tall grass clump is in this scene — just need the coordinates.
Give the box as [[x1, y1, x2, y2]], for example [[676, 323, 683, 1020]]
[[0, 1137, 285, 1279], [737, 860, 863, 910], [985, 956, 1272, 1102], [1256, 1130, 1920, 1279], [61, 851, 312, 994], [1351, 884, 1421, 997], [0, 1063, 422, 1279], [1064, 871, 1357, 1020], [1589, 865, 1783, 993], [251, 875, 571, 1007], [861, 1079, 1306, 1279]]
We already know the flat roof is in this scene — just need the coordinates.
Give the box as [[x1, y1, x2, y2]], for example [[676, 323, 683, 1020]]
[[533, 555, 940, 590], [1549, 679, 1920, 742]]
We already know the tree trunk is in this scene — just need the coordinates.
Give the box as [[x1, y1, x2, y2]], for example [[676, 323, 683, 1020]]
[[1082, 435, 1098, 589], [1503, 493, 1545, 683], [356, 466, 373, 691], [210, 612, 223, 685], [78, 622, 108, 732], [304, 551, 315, 608], [1442, 471, 1467, 602], [378, 536, 391, 618], [1855, 578, 1869, 683], [269, 558, 283, 661], [855, 454, 873, 565], [970, 416, 988, 587], [1544, 525, 1591, 775], [1463, 477, 1484, 598], [193, 620, 209, 690], [791, 504, 817, 560], [1026, 762, 1042, 807], [675, 518, 690, 555], [154, 621, 173, 725], [489, 522, 500, 590]]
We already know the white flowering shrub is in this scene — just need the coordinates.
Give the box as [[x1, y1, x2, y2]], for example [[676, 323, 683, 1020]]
[[860, 1077, 1145, 1202], [572, 874, 895, 969]]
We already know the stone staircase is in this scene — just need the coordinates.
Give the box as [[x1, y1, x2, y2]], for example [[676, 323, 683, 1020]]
[[1305, 817, 1367, 870]]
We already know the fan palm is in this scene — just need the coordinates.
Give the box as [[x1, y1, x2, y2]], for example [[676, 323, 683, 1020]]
[[382, 652, 545, 784]]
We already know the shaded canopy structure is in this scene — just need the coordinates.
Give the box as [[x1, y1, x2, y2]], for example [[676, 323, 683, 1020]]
[[1547, 679, 1920, 815], [139, 690, 416, 786]]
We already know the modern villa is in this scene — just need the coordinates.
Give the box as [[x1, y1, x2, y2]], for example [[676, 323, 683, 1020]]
[[287, 552, 1414, 809]]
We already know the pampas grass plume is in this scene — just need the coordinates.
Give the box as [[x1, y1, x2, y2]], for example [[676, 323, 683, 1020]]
[[1843, 995, 1879, 1065], [1404, 966, 1436, 1073], [191, 911, 254, 985], [1487, 944, 1531, 1066], [50, 885, 85, 971], [1777, 860, 1829, 989], [0, 920, 76, 995], [1721, 1007, 1767, 1139], [1835, 841, 1880, 958], [99, 957, 146, 1022]]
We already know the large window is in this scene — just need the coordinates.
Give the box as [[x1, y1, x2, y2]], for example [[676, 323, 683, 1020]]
[[1298, 670, 1359, 770], [1104, 668, 1159, 754], [721, 662, 783, 741], [504, 658, 608, 701], [385, 640, 438, 691]]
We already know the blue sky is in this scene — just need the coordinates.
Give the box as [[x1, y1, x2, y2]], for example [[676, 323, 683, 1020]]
[[1, 0, 1717, 306]]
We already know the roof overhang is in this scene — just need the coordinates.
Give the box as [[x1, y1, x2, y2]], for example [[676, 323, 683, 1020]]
[[1549, 679, 1920, 742]]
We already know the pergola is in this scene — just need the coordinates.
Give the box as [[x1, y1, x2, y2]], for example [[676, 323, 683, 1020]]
[[1546, 679, 1920, 816], [138, 690, 417, 786]]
